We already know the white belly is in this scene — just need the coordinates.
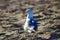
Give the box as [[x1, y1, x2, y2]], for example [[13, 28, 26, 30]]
[[23, 18, 30, 31], [23, 15, 35, 33]]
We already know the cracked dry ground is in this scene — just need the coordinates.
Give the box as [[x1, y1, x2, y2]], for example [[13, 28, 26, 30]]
[[0, 0, 60, 40]]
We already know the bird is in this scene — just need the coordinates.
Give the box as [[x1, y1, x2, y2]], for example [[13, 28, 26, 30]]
[[23, 8, 38, 33]]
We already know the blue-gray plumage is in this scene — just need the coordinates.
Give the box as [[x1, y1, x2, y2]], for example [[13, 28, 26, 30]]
[[23, 8, 38, 33]]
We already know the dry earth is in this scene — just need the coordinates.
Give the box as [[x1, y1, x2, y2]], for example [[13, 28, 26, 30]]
[[0, 0, 60, 40]]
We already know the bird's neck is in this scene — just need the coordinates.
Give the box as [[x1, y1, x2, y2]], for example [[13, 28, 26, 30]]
[[26, 14, 33, 22], [27, 14, 33, 20], [25, 15, 29, 22]]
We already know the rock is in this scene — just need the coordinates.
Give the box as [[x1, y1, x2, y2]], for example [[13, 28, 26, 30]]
[[0, 36, 5, 40], [38, 32, 51, 39], [0, 26, 5, 35], [0, 0, 9, 9], [10, 34, 19, 39], [21, 4, 34, 9], [2, 24, 12, 28], [5, 31, 17, 36]]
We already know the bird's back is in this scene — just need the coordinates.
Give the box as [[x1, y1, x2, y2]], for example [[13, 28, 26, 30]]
[[28, 18, 37, 31]]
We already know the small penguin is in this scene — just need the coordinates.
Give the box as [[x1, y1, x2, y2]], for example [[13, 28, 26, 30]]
[[23, 8, 38, 33]]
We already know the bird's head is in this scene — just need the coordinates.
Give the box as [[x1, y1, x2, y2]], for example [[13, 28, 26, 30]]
[[26, 8, 33, 19]]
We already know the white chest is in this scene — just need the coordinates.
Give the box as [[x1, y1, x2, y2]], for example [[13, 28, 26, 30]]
[[23, 18, 30, 30]]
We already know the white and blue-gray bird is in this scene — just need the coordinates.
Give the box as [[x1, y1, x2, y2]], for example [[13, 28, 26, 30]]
[[23, 8, 38, 33]]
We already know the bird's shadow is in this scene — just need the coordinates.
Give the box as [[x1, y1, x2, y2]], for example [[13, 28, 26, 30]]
[[48, 25, 60, 40], [49, 32, 60, 40]]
